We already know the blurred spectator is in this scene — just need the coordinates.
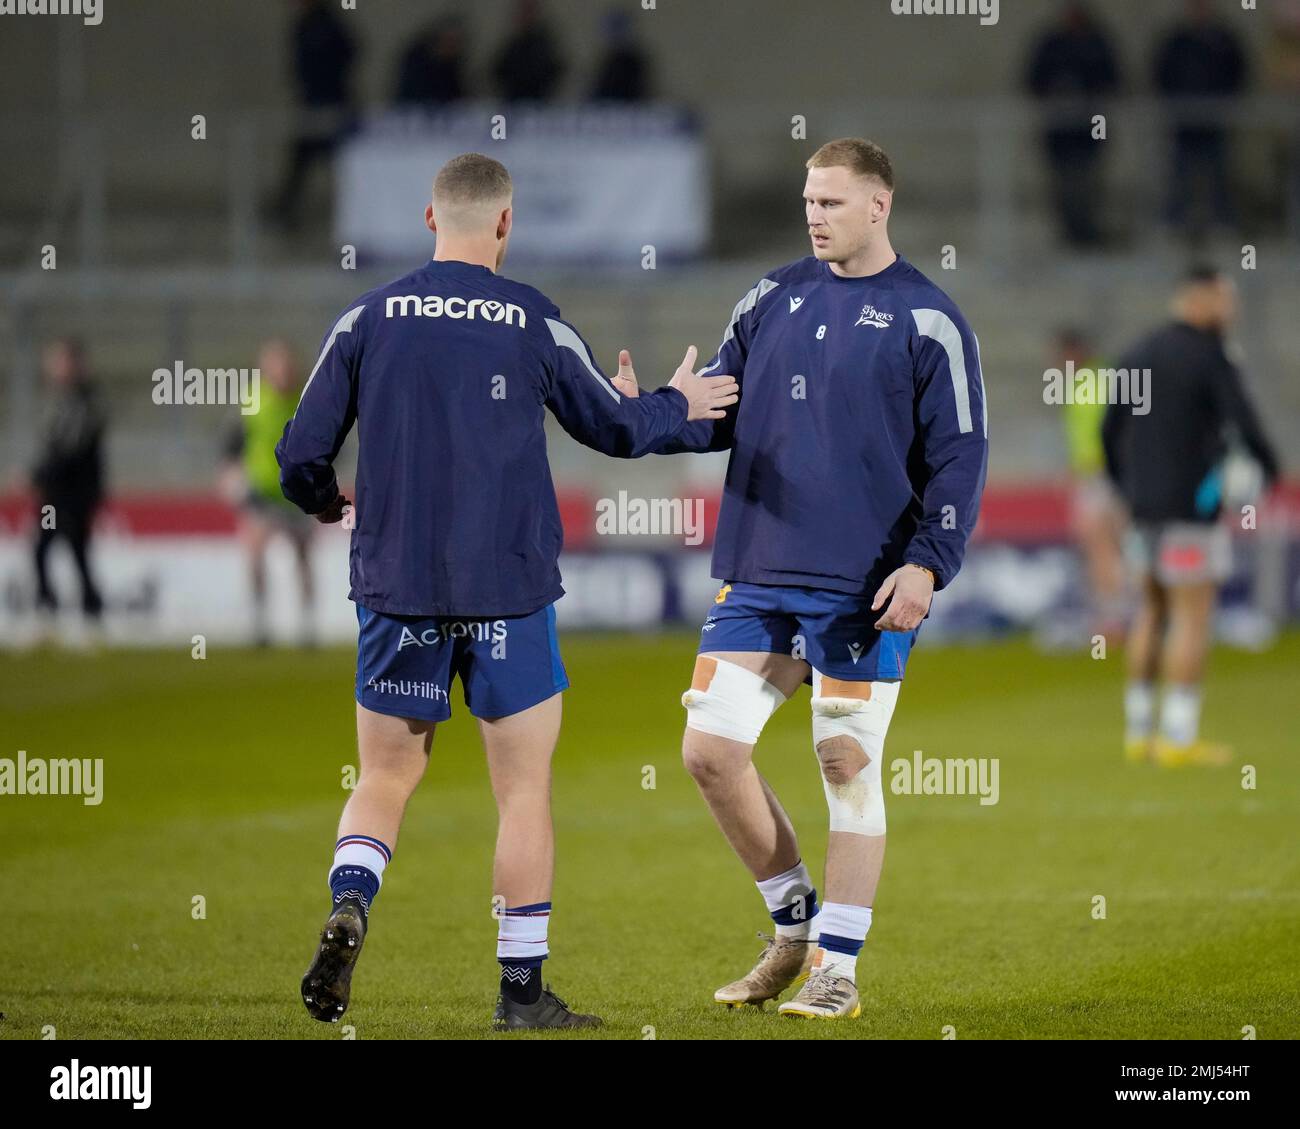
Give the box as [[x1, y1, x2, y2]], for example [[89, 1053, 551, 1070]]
[[1024, 2, 1121, 247], [269, 0, 359, 230], [31, 338, 106, 636], [590, 8, 651, 103], [220, 340, 317, 647], [492, 0, 564, 102], [1054, 327, 1127, 636], [394, 15, 468, 107], [1265, 0, 1300, 235], [1153, 0, 1249, 239]]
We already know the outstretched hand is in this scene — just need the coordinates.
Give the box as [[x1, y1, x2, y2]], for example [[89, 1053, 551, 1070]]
[[667, 346, 740, 421], [611, 349, 640, 398], [613, 346, 739, 422]]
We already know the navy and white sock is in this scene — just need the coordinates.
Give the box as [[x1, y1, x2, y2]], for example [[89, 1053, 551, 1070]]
[[814, 901, 872, 980], [328, 834, 392, 921], [756, 860, 820, 939], [497, 902, 550, 1004]]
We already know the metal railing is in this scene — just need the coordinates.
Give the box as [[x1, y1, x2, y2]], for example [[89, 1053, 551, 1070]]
[[2, 96, 1299, 274]]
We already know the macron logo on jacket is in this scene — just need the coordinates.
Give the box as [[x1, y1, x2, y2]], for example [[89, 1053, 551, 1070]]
[[385, 294, 527, 328]]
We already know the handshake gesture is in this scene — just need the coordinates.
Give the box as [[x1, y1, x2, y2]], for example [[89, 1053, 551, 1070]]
[[611, 346, 739, 422]]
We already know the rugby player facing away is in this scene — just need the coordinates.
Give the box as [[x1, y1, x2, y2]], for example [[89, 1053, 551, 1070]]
[[1103, 266, 1279, 768], [619, 139, 988, 1018], [276, 153, 737, 1030]]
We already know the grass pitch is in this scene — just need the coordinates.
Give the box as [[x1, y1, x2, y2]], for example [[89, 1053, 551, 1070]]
[[2, 631, 1298, 1040]]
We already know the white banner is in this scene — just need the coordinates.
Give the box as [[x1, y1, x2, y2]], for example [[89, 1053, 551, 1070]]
[[0, 535, 679, 648], [3, 533, 1286, 649], [336, 106, 709, 264]]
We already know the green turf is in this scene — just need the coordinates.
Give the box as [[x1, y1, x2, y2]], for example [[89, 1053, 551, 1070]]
[[2, 631, 1297, 1040]]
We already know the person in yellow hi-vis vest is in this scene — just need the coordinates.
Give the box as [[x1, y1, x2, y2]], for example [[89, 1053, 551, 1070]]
[[220, 339, 318, 647], [1056, 328, 1127, 638]]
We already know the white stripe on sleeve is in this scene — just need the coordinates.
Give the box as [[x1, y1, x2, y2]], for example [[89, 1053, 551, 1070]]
[[912, 307, 975, 435], [546, 317, 620, 402], [300, 304, 366, 401]]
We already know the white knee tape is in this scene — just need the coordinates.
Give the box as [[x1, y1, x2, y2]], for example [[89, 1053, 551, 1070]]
[[811, 673, 900, 836], [682, 657, 786, 745]]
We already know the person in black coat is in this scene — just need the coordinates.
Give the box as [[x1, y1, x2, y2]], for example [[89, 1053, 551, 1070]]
[[31, 338, 107, 626], [1024, 1, 1121, 246], [1154, 0, 1249, 235], [270, 0, 360, 228], [492, 0, 564, 102], [590, 8, 650, 103], [394, 16, 468, 108]]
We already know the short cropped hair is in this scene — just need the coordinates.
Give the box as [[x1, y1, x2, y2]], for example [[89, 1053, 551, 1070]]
[[1183, 263, 1222, 286], [46, 335, 85, 358], [432, 153, 513, 229], [806, 138, 894, 190]]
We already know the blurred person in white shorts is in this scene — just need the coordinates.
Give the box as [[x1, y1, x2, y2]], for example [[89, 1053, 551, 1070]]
[[1103, 268, 1279, 767]]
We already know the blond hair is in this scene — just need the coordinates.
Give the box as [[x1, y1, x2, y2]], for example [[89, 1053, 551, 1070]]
[[806, 138, 894, 190], [432, 153, 513, 231]]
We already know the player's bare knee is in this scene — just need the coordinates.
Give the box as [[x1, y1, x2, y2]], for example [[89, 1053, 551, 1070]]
[[815, 733, 869, 786], [360, 759, 424, 796], [682, 729, 751, 786]]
